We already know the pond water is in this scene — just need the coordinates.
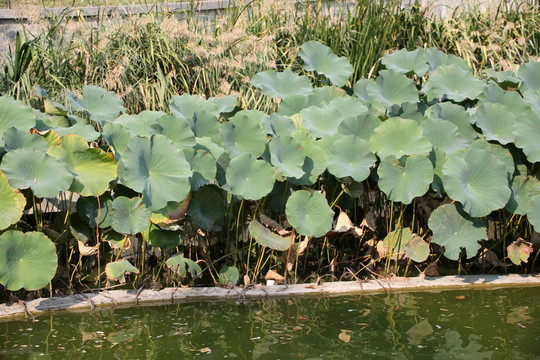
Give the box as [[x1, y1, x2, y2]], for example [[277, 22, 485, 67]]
[[1, 287, 539, 359]]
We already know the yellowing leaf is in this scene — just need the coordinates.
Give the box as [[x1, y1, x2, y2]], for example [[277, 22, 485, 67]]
[[338, 330, 351, 343]]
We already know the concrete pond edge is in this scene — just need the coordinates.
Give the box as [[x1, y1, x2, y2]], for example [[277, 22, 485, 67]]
[[1, 274, 539, 321]]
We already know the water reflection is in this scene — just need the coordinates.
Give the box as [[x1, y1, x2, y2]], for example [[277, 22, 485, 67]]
[[1, 287, 539, 359]]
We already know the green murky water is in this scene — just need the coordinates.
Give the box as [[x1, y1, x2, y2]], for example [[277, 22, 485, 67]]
[[1, 287, 539, 359]]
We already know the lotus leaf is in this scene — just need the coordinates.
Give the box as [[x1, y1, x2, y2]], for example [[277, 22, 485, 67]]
[[0, 171, 25, 230], [423, 64, 486, 102], [102, 123, 131, 158], [383, 227, 414, 255], [513, 111, 540, 163], [527, 195, 540, 232], [469, 139, 514, 175], [298, 41, 353, 87], [429, 148, 447, 195], [429, 203, 487, 260], [285, 190, 333, 237], [47, 135, 117, 196], [443, 149, 510, 217], [1, 148, 73, 198], [169, 93, 219, 120], [480, 84, 531, 119], [288, 139, 328, 185], [313, 86, 347, 102], [69, 212, 92, 243], [299, 106, 343, 138], [484, 68, 520, 86], [507, 239, 534, 265], [506, 174, 540, 215], [114, 111, 164, 138], [121, 134, 191, 211], [405, 236, 430, 262], [425, 48, 471, 73], [472, 103, 516, 145], [327, 135, 375, 182], [378, 155, 433, 204], [428, 102, 477, 140], [269, 136, 305, 178], [420, 118, 469, 155], [105, 259, 138, 283], [0, 96, 36, 138], [264, 180, 292, 214], [0, 231, 57, 291], [277, 93, 324, 116], [110, 196, 151, 235], [366, 70, 419, 109], [188, 111, 221, 144], [517, 61, 540, 93], [220, 112, 266, 158], [370, 117, 432, 158], [249, 219, 291, 251], [382, 48, 429, 76], [166, 254, 202, 278], [77, 193, 113, 228], [143, 223, 182, 248], [150, 197, 190, 230], [337, 113, 382, 141], [194, 136, 226, 161], [187, 185, 225, 231], [251, 69, 313, 99], [218, 265, 240, 286], [523, 90, 540, 114], [67, 85, 125, 124], [353, 78, 373, 104], [184, 149, 217, 190], [225, 153, 275, 200], [328, 97, 369, 119], [54, 122, 100, 142], [155, 114, 195, 149], [209, 94, 237, 114], [262, 114, 296, 137], [2, 127, 48, 152]]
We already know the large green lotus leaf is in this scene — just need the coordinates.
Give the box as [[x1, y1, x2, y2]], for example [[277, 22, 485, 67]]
[[428, 102, 477, 140], [469, 139, 514, 174], [262, 113, 296, 137], [366, 70, 419, 109], [285, 190, 333, 237], [184, 149, 216, 191], [429, 203, 486, 260], [353, 78, 374, 104], [250, 69, 313, 99], [506, 174, 540, 215], [328, 97, 369, 119], [166, 253, 202, 278], [337, 113, 382, 141], [523, 90, 540, 114], [269, 136, 305, 178], [327, 135, 375, 182], [54, 122, 100, 142], [479, 83, 531, 118], [442, 149, 510, 217], [67, 85, 125, 124], [188, 111, 221, 144], [277, 93, 324, 116], [105, 259, 138, 283], [528, 195, 540, 232], [122, 134, 192, 211], [47, 135, 117, 196], [422, 64, 486, 102], [518, 61, 540, 93], [187, 185, 225, 231], [405, 236, 430, 263], [484, 68, 520, 87], [195, 137, 225, 163], [209, 94, 237, 114], [288, 139, 328, 185], [313, 86, 347, 102], [155, 114, 195, 149], [110, 196, 151, 234], [370, 118, 432, 158], [169, 93, 219, 120], [218, 265, 240, 286], [378, 155, 433, 204], [420, 118, 470, 155], [249, 219, 291, 251], [298, 41, 353, 87], [316, 133, 342, 157], [114, 111, 164, 138], [0, 231, 57, 291], [382, 48, 429, 76], [76, 193, 113, 228], [513, 111, 540, 163], [0, 96, 36, 138], [429, 148, 447, 195], [102, 122, 131, 159], [143, 223, 182, 248], [472, 103, 516, 145], [425, 48, 471, 73], [220, 113, 266, 158], [225, 153, 275, 200], [0, 171, 25, 230], [2, 127, 48, 152], [383, 227, 414, 255], [299, 106, 343, 138], [0, 148, 73, 198]]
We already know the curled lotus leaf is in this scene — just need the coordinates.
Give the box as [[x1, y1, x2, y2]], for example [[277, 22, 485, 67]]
[[155, 114, 196, 149], [507, 238, 534, 265], [121, 134, 192, 211], [188, 111, 221, 144], [506, 174, 540, 215], [269, 136, 305, 178], [381, 47, 429, 76], [220, 111, 266, 158], [370, 117, 432, 159], [187, 185, 226, 231], [0, 230, 57, 291], [184, 149, 216, 191], [249, 219, 291, 251], [326, 135, 375, 182], [405, 236, 430, 263], [298, 41, 353, 87], [0, 171, 25, 230], [225, 153, 275, 200], [285, 190, 333, 237], [423, 64, 486, 102], [262, 113, 296, 137], [420, 117, 469, 156], [2, 127, 48, 152], [442, 149, 510, 217], [110, 196, 151, 235], [0, 148, 73, 198], [250, 69, 313, 99], [484, 68, 520, 86], [377, 155, 433, 204], [77, 193, 113, 228], [67, 85, 125, 124], [429, 148, 447, 196], [513, 111, 540, 163], [114, 111, 164, 138], [366, 70, 419, 109], [429, 203, 487, 260], [102, 122, 131, 159], [169, 93, 219, 120], [218, 265, 240, 286], [518, 61, 540, 93], [299, 106, 343, 138], [288, 139, 328, 185], [105, 259, 139, 283], [383, 227, 414, 256], [143, 223, 182, 248], [166, 253, 202, 278], [0, 95, 36, 139], [472, 103, 516, 145]]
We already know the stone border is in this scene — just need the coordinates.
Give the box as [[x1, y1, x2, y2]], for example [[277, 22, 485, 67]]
[[1, 274, 539, 321]]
